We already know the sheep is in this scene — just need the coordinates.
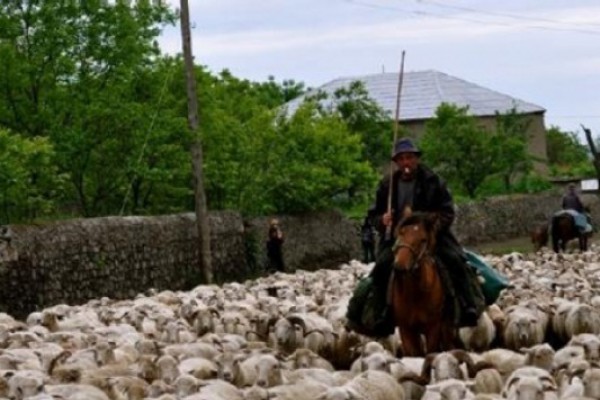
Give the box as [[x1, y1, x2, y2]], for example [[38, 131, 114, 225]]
[[459, 310, 496, 352], [316, 370, 405, 400], [568, 333, 600, 363], [502, 367, 557, 399], [285, 348, 334, 371], [418, 350, 476, 384], [480, 348, 526, 379], [285, 313, 335, 357], [267, 317, 304, 355], [181, 378, 243, 400], [256, 380, 330, 400], [152, 354, 178, 384], [563, 304, 600, 339], [472, 366, 503, 395], [6, 370, 46, 399], [582, 368, 600, 398], [521, 343, 555, 372], [502, 307, 545, 351], [178, 356, 219, 380], [421, 378, 475, 400], [553, 345, 586, 371], [173, 373, 201, 398]]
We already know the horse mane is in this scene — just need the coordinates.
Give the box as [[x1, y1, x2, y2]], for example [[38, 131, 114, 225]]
[[398, 212, 437, 232]]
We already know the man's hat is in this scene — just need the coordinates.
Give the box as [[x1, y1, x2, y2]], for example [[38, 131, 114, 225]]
[[392, 137, 422, 160]]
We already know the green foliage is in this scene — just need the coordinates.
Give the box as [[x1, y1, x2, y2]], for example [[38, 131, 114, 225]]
[[421, 103, 496, 198], [475, 173, 552, 197], [546, 125, 591, 177], [0, 129, 66, 223], [491, 107, 533, 190], [332, 81, 394, 168]]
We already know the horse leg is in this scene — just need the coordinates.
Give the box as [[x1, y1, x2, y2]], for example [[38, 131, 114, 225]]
[[552, 235, 559, 253], [399, 328, 424, 357], [424, 324, 443, 354]]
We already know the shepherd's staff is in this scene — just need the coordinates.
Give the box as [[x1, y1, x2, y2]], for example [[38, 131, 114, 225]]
[[385, 51, 406, 242]]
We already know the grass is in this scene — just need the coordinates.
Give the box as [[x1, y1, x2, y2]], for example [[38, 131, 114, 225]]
[[468, 236, 534, 256]]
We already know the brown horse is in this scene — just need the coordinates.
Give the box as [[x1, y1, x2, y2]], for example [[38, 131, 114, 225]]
[[530, 222, 549, 252], [551, 213, 590, 253], [390, 211, 456, 357]]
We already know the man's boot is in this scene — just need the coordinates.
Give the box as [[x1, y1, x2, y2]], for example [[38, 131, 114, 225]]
[[436, 238, 483, 327], [454, 262, 485, 327]]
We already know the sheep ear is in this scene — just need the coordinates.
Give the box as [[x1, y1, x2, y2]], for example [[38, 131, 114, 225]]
[[502, 376, 521, 397], [540, 376, 557, 391]]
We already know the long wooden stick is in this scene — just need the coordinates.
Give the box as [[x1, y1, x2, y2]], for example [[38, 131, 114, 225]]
[[385, 51, 406, 241]]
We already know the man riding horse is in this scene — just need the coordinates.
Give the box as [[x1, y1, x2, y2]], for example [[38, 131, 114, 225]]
[[368, 138, 485, 327]]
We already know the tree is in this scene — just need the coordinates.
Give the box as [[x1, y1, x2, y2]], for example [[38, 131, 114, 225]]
[[0, 128, 65, 223], [420, 103, 496, 198], [332, 81, 393, 168], [0, 0, 180, 216], [490, 107, 532, 191], [547, 126, 591, 177]]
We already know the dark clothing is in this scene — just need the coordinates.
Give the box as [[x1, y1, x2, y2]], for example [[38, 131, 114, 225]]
[[368, 164, 485, 326], [562, 192, 585, 213], [267, 226, 285, 272], [361, 221, 376, 263]]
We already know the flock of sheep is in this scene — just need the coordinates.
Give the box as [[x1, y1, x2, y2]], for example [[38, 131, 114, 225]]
[[1, 243, 600, 399]]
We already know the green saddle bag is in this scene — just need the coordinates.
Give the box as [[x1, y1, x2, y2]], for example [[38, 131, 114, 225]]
[[345, 276, 395, 337], [463, 249, 511, 305]]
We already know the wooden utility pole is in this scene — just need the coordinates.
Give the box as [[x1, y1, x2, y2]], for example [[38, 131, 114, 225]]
[[180, 0, 213, 284]]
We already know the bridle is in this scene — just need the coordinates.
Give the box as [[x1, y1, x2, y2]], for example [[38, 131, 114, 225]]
[[392, 233, 430, 272]]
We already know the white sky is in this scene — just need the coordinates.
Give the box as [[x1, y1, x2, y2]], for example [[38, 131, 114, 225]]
[[158, 0, 600, 137]]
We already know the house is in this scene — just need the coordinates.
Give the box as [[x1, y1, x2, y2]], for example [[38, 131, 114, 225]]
[[285, 70, 548, 172]]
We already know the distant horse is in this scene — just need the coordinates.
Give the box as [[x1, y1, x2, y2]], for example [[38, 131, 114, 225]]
[[390, 211, 456, 356], [551, 213, 589, 253], [530, 222, 549, 252]]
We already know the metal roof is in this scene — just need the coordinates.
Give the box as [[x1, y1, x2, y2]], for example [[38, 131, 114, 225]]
[[284, 70, 545, 120]]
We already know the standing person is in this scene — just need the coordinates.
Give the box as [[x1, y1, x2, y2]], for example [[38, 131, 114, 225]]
[[367, 137, 485, 327], [266, 219, 285, 273], [360, 216, 376, 263]]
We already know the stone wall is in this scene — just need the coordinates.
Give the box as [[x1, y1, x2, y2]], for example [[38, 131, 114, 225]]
[[0, 191, 597, 318], [454, 191, 600, 244]]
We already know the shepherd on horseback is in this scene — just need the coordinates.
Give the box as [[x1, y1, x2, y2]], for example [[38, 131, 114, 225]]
[[367, 138, 486, 330]]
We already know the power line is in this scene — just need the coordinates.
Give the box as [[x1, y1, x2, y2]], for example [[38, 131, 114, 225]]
[[343, 0, 600, 36], [416, 0, 600, 30]]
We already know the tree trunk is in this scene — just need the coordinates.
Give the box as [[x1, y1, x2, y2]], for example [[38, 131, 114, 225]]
[[180, 0, 213, 284], [583, 125, 600, 181]]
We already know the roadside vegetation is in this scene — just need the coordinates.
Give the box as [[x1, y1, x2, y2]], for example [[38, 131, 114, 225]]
[[0, 1, 593, 224]]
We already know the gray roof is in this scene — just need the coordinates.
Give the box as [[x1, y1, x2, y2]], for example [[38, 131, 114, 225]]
[[284, 70, 545, 121]]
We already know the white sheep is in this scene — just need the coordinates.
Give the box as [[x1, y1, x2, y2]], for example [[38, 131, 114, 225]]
[[421, 378, 475, 400], [316, 370, 405, 400], [285, 348, 334, 371], [459, 311, 496, 352], [473, 367, 503, 395], [502, 367, 557, 399], [502, 307, 545, 351]]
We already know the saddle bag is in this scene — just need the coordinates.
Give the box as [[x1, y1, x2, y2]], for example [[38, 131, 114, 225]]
[[345, 276, 395, 338], [463, 249, 510, 305]]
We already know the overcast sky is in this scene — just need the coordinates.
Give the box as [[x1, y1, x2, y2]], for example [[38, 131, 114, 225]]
[[158, 0, 600, 137]]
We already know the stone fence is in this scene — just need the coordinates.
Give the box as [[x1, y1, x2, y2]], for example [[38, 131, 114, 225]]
[[0, 190, 597, 318]]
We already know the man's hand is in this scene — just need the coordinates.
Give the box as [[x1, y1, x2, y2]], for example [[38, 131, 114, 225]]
[[382, 211, 393, 227]]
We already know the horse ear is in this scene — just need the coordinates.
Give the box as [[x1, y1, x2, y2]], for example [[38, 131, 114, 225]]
[[426, 212, 441, 232], [402, 206, 413, 219]]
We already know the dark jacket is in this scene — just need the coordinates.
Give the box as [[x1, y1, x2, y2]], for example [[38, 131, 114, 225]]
[[562, 192, 584, 213], [369, 164, 455, 238]]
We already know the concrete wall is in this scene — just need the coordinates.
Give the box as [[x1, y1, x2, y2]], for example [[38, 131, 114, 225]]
[[1, 191, 597, 318]]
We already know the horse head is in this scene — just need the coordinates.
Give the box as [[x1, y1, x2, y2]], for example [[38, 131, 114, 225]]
[[392, 211, 440, 272]]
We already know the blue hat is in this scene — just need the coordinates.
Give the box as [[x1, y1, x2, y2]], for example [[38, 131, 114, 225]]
[[392, 138, 421, 160]]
